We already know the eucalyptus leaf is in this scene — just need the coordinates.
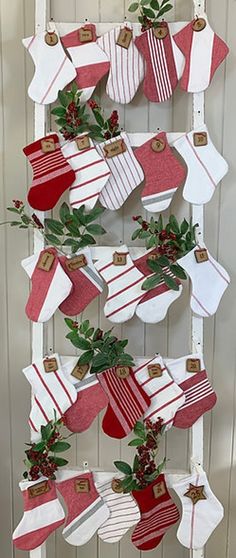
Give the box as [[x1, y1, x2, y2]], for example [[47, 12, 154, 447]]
[[114, 461, 133, 475]]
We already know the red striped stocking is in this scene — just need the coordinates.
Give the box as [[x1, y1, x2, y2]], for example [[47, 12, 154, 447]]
[[135, 24, 182, 103], [97, 24, 145, 104], [24, 134, 76, 210], [62, 135, 111, 211], [95, 245, 146, 323], [97, 133, 144, 210], [131, 474, 180, 550], [97, 367, 151, 439], [165, 353, 217, 428]]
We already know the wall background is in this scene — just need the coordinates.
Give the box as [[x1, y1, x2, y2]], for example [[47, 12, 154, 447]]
[[0, 0, 235, 557]]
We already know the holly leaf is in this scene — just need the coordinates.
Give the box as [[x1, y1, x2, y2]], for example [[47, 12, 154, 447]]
[[53, 457, 69, 467], [41, 423, 52, 442], [132, 228, 141, 241], [78, 350, 94, 365], [134, 421, 146, 439], [44, 234, 61, 246], [157, 3, 173, 18], [128, 438, 145, 447], [147, 259, 162, 274], [51, 107, 67, 117], [163, 273, 179, 291], [65, 318, 77, 331], [59, 202, 71, 224], [133, 454, 140, 473], [33, 441, 45, 452], [90, 353, 111, 370], [85, 205, 105, 222], [142, 274, 162, 290], [157, 255, 170, 267], [180, 218, 189, 235], [93, 109, 105, 128], [86, 224, 106, 235], [80, 320, 90, 334], [170, 264, 187, 280], [150, 0, 160, 9], [114, 461, 132, 475], [143, 7, 156, 18], [44, 218, 64, 236], [121, 476, 137, 493], [50, 441, 70, 453], [58, 90, 69, 107], [128, 2, 139, 12]]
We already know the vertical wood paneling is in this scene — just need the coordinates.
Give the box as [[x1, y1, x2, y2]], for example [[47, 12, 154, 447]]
[[1, 1, 236, 558]]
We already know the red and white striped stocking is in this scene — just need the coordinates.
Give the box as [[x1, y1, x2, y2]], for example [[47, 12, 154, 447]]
[[134, 356, 185, 430], [97, 23, 145, 104], [12, 478, 65, 551], [165, 353, 217, 428], [24, 134, 76, 211], [173, 14, 229, 93], [97, 367, 151, 439], [97, 133, 144, 210], [94, 245, 146, 323], [131, 474, 180, 550], [61, 24, 110, 102]]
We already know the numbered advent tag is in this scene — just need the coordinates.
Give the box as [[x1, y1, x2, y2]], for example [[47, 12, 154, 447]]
[[192, 18, 206, 32], [116, 366, 130, 379], [66, 254, 87, 272], [79, 27, 93, 43], [45, 32, 58, 46], [151, 138, 166, 153], [153, 23, 169, 40], [29, 480, 50, 498], [113, 252, 127, 266], [41, 138, 56, 153], [37, 251, 55, 272], [76, 135, 90, 151], [112, 479, 123, 493], [153, 481, 166, 499], [71, 363, 89, 381], [116, 27, 133, 49], [75, 478, 90, 493], [104, 139, 127, 159], [148, 364, 163, 378], [186, 358, 201, 373], [193, 132, 208, 147], [43, 357, 58, 373], [194, 248, 209, 263]]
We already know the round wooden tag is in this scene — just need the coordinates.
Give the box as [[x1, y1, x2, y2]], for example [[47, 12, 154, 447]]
[[153, 24, 169, 40], [45, 32, 58, 46], [192, 18, 206, 32], [151, 138, 166, 153]]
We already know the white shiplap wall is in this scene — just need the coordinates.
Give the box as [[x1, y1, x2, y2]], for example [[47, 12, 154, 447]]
[[0, 1, 235, 558]]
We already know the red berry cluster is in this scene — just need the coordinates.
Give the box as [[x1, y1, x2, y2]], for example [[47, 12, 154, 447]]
[[26, 431, 61, 481], [141, 16, 153, 32], [105, 110, 120, 140], [32, 213, 44, 229], [12, 199, 23, 209], [87, 99, 99, 110], [132, 216, 178, 261], [135, 418, 163, 489], [62, 102, 82, 140]]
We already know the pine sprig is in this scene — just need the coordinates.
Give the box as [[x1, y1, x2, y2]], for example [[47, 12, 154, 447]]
[[128, 0, 173, 31], [65, 318, 134, 373]]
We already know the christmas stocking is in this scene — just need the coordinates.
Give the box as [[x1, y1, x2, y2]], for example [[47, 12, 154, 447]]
[[60, 356, 109, 433], [23, 353, 77, 432], [97, 23, 145, 104], [131, 474, 180, 550], [134, 249, 183, 323], [22, 25, 76, 104], [61, 135, 110, 211], [172, 125, 228, 204], [24, 134, 76, 211], [134, 356, 185, 430], [165, 353, 217, 428], [173, 14, 229, 93], [61, 24, 110, 102], [94, 244, 146, 323], [94, 472, 140, 542], [134, 24, 184, 103], [56, 470, 110, 545], [21, 248, 72, 323], [135, 132, 187, 212], [97, 133, 144, 210], [58, 248, 104, 316], [177, 244, 230, 317], [97, 366, 151, 438], [172, 469, 224, 549], [12, 478, 65, 551]]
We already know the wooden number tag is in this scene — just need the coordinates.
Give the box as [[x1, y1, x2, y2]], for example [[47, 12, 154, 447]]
[[79, 27, 93, 43], [104, 139, 127, 159], [37, 251, 55, 272], [192, 18, 206, 32], [45, 32, 58, 46], [193, 132, 208, 147], [76, 136, 90, 151], [148, 364, 163, 378], [43, 357, 58, 373], [113, 252, 127, 266], [116, 27, 133, 49], [153, 23, 169, 40], [186, 358, 201, 373], [151, 138, 166, 153], [116, 366, 130, 379], [66, 254, 87, 272], [153, 481, 166, 499], [41, 138, 56, 153], [75, 478, 90, 493], [29, 480, 50, 498], [112, 479, 123, 493], [194, 248, 209, 264], [71, 363, 89, 381]]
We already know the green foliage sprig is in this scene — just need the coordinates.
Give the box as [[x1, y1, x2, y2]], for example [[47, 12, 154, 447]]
[[114, 419, 166, 492], [129, 0, 173, 31], [65, 318, 135, 374], [23, 417, 71, 481], [1, 201, 106, 255], [132, 214, 198, 291], [87, 99, 121, 142], [51, 82, 90, 140]]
